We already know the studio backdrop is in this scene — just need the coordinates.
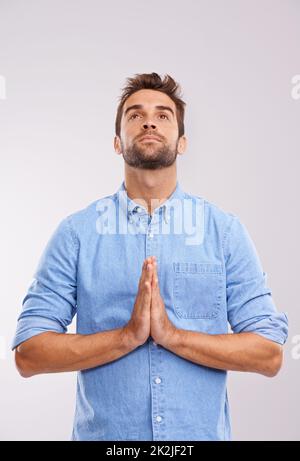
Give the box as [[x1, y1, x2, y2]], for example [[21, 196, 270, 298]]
[[0, 0, 299, 441]]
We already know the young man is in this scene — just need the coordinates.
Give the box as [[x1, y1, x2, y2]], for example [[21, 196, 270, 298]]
[[12, 72, 288, 441]]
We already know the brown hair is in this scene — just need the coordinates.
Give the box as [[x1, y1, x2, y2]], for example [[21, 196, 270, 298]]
[[115, 72, 186, 138]]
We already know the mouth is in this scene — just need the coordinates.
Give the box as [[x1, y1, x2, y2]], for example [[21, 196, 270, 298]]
[[139, 136, 162, 142]]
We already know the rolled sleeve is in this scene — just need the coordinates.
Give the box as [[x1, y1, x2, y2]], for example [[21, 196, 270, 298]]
[[11, 215, 79, 350], [224, 215, 288, 345]]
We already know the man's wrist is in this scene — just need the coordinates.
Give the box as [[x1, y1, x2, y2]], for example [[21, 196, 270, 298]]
[[161, 326, 181, 349], [120, 327, 139, 352]]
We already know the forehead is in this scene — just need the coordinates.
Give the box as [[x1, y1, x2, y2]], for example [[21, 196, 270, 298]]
[[123, 89, 176, 113]]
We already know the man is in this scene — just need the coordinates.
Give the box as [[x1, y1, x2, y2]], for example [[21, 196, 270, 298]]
[[12, 72, 288, 441]]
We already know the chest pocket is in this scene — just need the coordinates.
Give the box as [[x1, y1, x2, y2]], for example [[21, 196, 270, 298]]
[[173, 262, 224, 319]]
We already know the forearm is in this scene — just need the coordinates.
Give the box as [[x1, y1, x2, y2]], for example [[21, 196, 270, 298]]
[[15, 328, 136, 377], [162, 329, 283, 377]]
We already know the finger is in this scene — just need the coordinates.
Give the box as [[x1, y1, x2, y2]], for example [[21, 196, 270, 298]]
[[138, 259, 152, 296], [143, 257, 151, 270], [151, 272, 158, 291], [140, 257, 151, 283], [145, 262, 154, 282], [152, 258, 157, 272], [140, 259, 154, 289], [151, 265, 158, 289], [141, 263, 153, 303], [142, 279, 152, 304], [151, 260, 159, 288]]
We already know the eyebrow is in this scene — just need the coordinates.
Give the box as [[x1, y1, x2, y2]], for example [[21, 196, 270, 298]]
[[124, 104, 175, 118]]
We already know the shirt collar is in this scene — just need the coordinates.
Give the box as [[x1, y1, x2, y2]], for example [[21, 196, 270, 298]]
[[116, 180, 185, 221]]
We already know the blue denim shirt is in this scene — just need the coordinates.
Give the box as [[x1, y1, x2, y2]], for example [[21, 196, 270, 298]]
[[12, 180, 288, 441]]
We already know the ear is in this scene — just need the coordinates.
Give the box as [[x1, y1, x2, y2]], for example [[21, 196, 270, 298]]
[[114, 136, 122, 155], [177, 136, 187, 155]]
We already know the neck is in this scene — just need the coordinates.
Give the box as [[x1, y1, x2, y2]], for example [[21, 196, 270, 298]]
[[124, 164, 177, 215]]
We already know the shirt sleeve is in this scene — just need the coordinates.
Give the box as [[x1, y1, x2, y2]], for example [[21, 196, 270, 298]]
[[11, 215, 78, 350], [224, 215, 288, 345]]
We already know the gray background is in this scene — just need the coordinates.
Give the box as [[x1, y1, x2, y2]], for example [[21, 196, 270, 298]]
[[0, 0, 299, 440]]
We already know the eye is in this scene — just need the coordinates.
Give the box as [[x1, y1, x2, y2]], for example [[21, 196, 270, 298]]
[[128, 112, 169, 121], [128, 113, 140, 120]]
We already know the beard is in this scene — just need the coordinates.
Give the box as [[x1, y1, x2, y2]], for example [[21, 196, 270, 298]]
[[121, 138, 179, 170]]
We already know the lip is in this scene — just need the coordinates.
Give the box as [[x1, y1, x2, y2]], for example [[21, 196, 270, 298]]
[[139, 135, 162, 142]]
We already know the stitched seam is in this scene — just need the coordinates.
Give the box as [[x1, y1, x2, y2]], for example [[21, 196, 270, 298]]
[[66, 215, 79, 251], [222, 215, 237, 262], [65, 216, 80, 298]]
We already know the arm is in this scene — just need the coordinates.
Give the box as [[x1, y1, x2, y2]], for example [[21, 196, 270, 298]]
[[12, 217, 136, 378], [149, 215, 288, 378], [162, 329, 283, 377], [15, 257, 154, 378], [160, 216, 288, 377], [15, 328, 135, 378]]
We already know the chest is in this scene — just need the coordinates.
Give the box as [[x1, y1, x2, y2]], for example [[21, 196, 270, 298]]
[[76, 232, 227, 333]]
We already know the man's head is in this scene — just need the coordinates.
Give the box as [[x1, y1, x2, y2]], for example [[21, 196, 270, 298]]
[[114, 73, 187, 170]]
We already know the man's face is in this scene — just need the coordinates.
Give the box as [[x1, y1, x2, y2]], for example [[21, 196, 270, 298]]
[[115, 89, 186, 170]]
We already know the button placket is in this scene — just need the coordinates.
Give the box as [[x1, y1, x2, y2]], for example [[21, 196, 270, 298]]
[[150, 345, 164, 438], [149, 328, 166, 440], [145, 209, 165, 439]]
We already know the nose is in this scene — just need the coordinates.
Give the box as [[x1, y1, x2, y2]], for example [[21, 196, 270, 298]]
[[142, 121, 156, 130]]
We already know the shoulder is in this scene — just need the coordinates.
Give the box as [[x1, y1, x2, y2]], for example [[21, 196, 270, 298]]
[[182, 189, 238, 231], [61, 190, 119, 240]]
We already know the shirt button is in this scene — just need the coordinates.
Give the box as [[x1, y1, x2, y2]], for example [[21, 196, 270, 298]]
[[148, 233, 154, 239], [156, 415, 162, 423], [153, 341, 157, 346], [155, 377, 161, 384]]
